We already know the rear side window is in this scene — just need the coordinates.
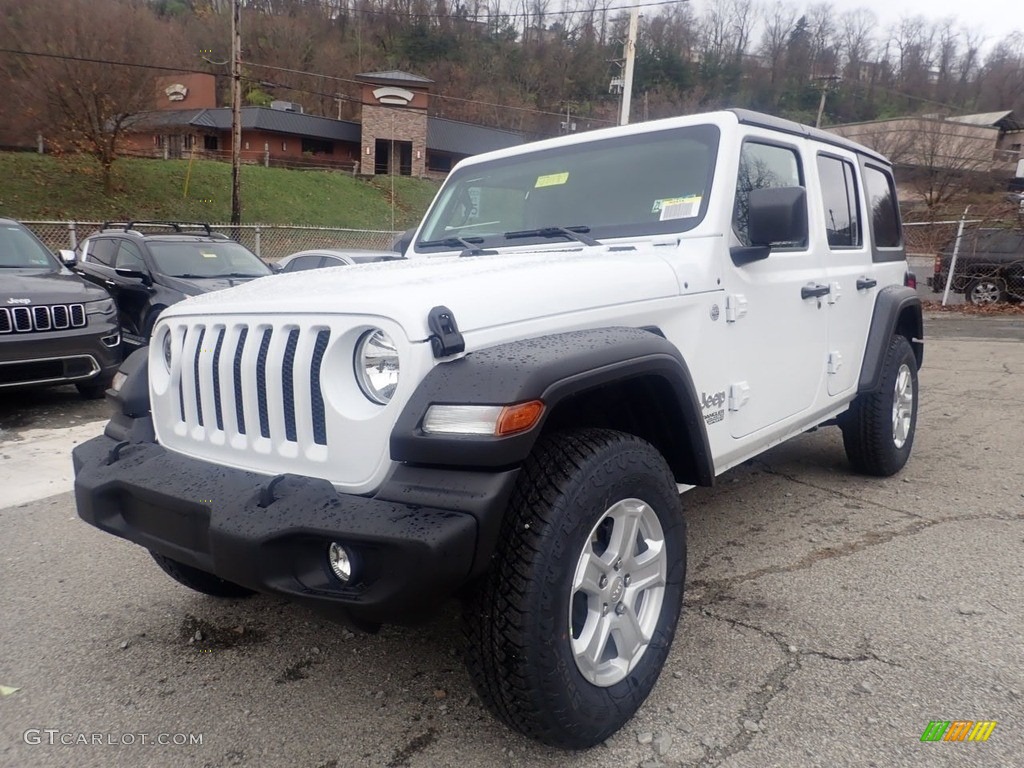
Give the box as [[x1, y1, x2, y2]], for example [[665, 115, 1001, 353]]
[[817, 155, 862, 248], [85, 238, 118, 267], [733, 141, 805, 248], [863, 166, 901, 248], [283, 255, 325, 272]]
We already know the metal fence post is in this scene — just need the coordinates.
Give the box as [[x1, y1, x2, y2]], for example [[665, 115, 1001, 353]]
[[68, 221, 78, 250], [942, 206, 969, 306], [255, 225, 261, 258]]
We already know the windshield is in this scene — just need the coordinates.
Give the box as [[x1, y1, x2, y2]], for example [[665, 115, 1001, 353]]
[[0, 223, 59, 271], [417, 123, 720, 251], [147, 241, 272, 278]]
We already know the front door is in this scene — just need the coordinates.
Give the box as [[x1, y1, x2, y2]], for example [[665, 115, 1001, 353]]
[[725, 138, 828, 439]]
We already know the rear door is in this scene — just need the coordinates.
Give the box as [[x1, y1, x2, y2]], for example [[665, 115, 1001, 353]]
[[815, 151, 872, 397]]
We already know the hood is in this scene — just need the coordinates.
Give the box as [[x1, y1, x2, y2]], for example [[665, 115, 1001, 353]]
[[159, 274, 264, 297], [2, 269, 110, 305], [162, 247, 681, 340]]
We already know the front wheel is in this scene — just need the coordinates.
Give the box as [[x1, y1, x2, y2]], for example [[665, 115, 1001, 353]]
[[150, 552, 255, 598], [841, 335, 918, 477], [463, 429, 686, 748], [965, 277, 1006, 305]]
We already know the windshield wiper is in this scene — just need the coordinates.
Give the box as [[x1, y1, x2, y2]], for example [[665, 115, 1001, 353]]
[[218, 272, 267, 278], [417, 236, 485, 249], [503, 226, 601, 246], [417, 235, 495, 257]]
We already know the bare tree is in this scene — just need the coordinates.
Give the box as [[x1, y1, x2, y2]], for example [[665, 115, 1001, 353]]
[[839, 117, 996, 209], [0, 0, 186, 194]]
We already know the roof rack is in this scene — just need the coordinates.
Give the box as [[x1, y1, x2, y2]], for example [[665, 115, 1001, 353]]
[[100, 221, 214, 236]]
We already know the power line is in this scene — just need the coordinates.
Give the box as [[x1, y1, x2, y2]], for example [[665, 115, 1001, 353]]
[[0, 47, 207, 75], [329, 0, 690, 21], [246, 61, 618, 124]]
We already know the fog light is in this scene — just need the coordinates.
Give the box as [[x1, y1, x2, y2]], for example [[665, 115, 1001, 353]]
[[328, 542, 352, 583]]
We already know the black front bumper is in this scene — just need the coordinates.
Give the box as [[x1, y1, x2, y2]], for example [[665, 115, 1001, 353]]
[[73, 433, 516, 625]]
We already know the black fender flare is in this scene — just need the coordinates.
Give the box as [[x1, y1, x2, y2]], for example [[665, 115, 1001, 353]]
[[857, 286, 923, 394], [390, 327, 714, 486]]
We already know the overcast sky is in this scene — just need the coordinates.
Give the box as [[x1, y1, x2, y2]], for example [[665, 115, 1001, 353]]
[[856, 0, 1022, 48], [686, 0, 1022, 54]]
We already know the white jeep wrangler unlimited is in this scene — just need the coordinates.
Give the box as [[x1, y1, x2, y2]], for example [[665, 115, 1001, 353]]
[[74, 109, 922, 748]]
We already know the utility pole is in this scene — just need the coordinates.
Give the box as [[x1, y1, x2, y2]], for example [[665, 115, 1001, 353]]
[[230, 0, 242, 225], [814, 74, 841, 128], [619, 6, 639, 126]]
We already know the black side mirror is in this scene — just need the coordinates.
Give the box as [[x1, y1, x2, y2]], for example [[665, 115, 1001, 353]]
[[732, 186, 807, 266], [748, 186, 807, 246], [115, 267, 153, 286], [268, 261, 282, 273]]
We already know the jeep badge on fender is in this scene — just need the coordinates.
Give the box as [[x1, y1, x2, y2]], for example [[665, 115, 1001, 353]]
[[73, 110, 921, 749]]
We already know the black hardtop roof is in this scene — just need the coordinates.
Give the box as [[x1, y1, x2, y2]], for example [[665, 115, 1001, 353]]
[[727, 108, 891, 166]]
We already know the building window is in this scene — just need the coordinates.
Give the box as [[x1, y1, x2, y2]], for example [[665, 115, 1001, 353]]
[[204, 135, 219, 151], [301, 138, 333, 155], [282, 141, 287, 151], [426, 152, 453, 173], [244, 141, 250, 150], [184, 135, 195, 149]]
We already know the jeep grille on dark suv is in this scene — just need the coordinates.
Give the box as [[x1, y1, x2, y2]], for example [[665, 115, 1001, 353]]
[[0, 304, 87, 334]]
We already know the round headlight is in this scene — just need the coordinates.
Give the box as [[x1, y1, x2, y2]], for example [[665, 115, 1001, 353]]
[[161, 330, 173, 371], [354, 328, 399, 404]]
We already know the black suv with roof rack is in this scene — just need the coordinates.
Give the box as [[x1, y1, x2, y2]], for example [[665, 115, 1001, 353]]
[[74, 221, 273, 351], [1, 218, 121, 398]]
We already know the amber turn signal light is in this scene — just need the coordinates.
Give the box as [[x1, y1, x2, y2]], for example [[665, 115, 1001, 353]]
[[495, 400, 545, 436]]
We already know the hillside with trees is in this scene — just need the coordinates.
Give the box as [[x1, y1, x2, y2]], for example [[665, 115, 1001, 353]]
[[1, 0, 1022, 162]]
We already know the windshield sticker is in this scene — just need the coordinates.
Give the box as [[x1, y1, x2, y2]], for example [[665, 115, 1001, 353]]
[[200, 251, 218, 259], [653, 195, 701, 220], [535, 172, 569, 188]]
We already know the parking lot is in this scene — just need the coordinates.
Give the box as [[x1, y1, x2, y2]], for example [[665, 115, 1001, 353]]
[[1, 313, 1022, 768]]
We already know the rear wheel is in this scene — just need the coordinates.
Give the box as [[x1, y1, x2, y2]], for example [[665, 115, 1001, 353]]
[[150, 552, 255, 598], [841, 335, 918, 477], [463, 429, 686, 748], [965, 278, 1006, 305]]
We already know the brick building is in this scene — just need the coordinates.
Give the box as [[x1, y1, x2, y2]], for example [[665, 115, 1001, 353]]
[[122, 70, 522, 177]]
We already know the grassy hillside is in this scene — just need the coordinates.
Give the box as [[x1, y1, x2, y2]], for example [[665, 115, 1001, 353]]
[[0, 153, 440, 230]]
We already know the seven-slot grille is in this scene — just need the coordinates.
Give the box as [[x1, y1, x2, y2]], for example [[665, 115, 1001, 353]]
[[0, 304, 86, 333], [174, 322, 331, 447]]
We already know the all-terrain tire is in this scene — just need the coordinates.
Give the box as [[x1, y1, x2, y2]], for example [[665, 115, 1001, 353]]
[[463, 428, 686, 749], [150, 551, 256, 598], [841, 335, 918, 477]]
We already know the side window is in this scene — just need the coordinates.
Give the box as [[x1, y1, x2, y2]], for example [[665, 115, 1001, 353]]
[[733, 141, 805, 247], [85, 238, 118, 267], [285, 255, 325, 272], [863, 165, 902, 248], [817, 155, 862, 248], [115, 240, 146, 270]]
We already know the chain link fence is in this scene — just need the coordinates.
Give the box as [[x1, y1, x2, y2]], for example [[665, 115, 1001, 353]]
[[23, 221, 402, 262]]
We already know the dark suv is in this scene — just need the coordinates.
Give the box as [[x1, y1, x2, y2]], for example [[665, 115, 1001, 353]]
[[75, 222, 273, 350], [0, 218, 120, 398], [929, 227, 1024, 304]]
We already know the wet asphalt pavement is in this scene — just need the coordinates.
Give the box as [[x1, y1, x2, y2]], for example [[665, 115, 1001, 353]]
[[1, 313, 1022, 768]]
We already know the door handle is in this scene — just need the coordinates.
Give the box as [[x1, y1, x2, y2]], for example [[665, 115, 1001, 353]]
[[856, 277, 878, 290], [104, 280, 116, 287], [801, 284, 831, 299]]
